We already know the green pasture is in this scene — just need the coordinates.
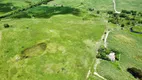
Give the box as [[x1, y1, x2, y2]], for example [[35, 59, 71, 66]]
[[0, 14, 105, 80], [97, 29, 142, 80]]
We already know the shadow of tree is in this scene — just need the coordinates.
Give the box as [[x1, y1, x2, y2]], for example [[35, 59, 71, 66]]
[[0, 2, 17, 12], [10, 6, 81, 18]]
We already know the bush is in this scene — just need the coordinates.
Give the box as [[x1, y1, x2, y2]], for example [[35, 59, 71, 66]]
[[97, 46, 121, 61], [88, 8, 94, 11], [107, 11, 113, 14], [4, 24, 10, 28], [122, 10, 131, 14], [113, 13, 118, 17], [97, 46, 112, 60], [119, 13, 127, 18], [131, 10, 137, 15], [121, 24, 125, 27], [138, 20, 142, 24], [97, 11, 100, 14], [126, 21, 130, 25]]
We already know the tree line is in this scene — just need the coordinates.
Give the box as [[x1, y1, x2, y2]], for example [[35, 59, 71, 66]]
[[107, 10, 142, 30], [0, 0, 53, 19]]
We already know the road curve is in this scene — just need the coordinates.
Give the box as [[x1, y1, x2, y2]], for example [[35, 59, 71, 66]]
[[113, 0, 120, 13]]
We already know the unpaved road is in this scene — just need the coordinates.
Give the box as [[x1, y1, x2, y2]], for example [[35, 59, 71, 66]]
[[113, 0, 120, 13], [86, 29, 110, 80], [93, 59, 107, 80], [94, 72, 107, 80], [93, 30, 110, 80], [104, 31, 110, 48]]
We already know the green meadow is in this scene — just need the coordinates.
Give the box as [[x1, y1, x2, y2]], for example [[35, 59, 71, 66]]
[[97, 29, 142, 80], [0, 14, 105, 80], [0, 0, 142, 80]]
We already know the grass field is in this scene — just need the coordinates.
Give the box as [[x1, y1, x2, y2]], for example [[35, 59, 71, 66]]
[[116, 0, 142, 11], [97, 29, 142, 80], [0, 0, 142, 80], [0, 14, 105, 80]]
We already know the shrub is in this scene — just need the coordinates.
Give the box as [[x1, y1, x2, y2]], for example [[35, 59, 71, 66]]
[[97, 46, 121, 61], [138, 20, 142, 24], [97, 46, 111, 60], [122, 10, 131, 14], [4, 24, 10, 28], [119, 13, 127, 18], [97, 11, 100, 14], [107, 11, 113, 14], [121, 24, 125, 27], [80, 2, 84, 5], [131, 10, 137, 15], [132, 21, 135, 26], [88, 8, 94, 11], [113, 13, 118, 17], [127, 21, 130, 25]]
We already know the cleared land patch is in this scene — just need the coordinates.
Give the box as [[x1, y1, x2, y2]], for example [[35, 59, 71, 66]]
[[21, 42, 47, 59]]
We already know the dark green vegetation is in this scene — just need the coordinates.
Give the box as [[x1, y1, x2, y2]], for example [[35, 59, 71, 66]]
[[109, 10, 142, 25], [0, 0, 53, 19], [108, 10, 142, 33], [96, 45, 120, 61], [127, 67, 142, 80], [0, 3, 17, 13], [97, 30, 142, 80], [3, 24, 10, 28], [10, 6, 80, 18]]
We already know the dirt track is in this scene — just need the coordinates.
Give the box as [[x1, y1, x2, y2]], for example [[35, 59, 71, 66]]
[[113, 0, 120, 13]]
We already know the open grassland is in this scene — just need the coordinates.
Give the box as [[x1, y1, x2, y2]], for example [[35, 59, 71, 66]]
[[0, 14, 105, 80], [97, 29, 142, 80], [0, 0, 142, 80], [116, 0, 142, 11]]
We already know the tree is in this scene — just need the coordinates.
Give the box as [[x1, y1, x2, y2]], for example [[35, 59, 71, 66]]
[[127, 21, 130, 25], [138, 20, 142, 24], [131, 10, 137, 16], [4, 24, 10, 28], [122, 10, 131, 14], [113, 13, 118, 17], [119, 13, 127, 18], [132, 21, 135, 26], [97, 11, 100, 14], [122, 10, 127, 13], [107, 11, 113, 14], [121, 24, 124, 27], [88, 8, 94, 11], [121, 24, 125, 30]]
